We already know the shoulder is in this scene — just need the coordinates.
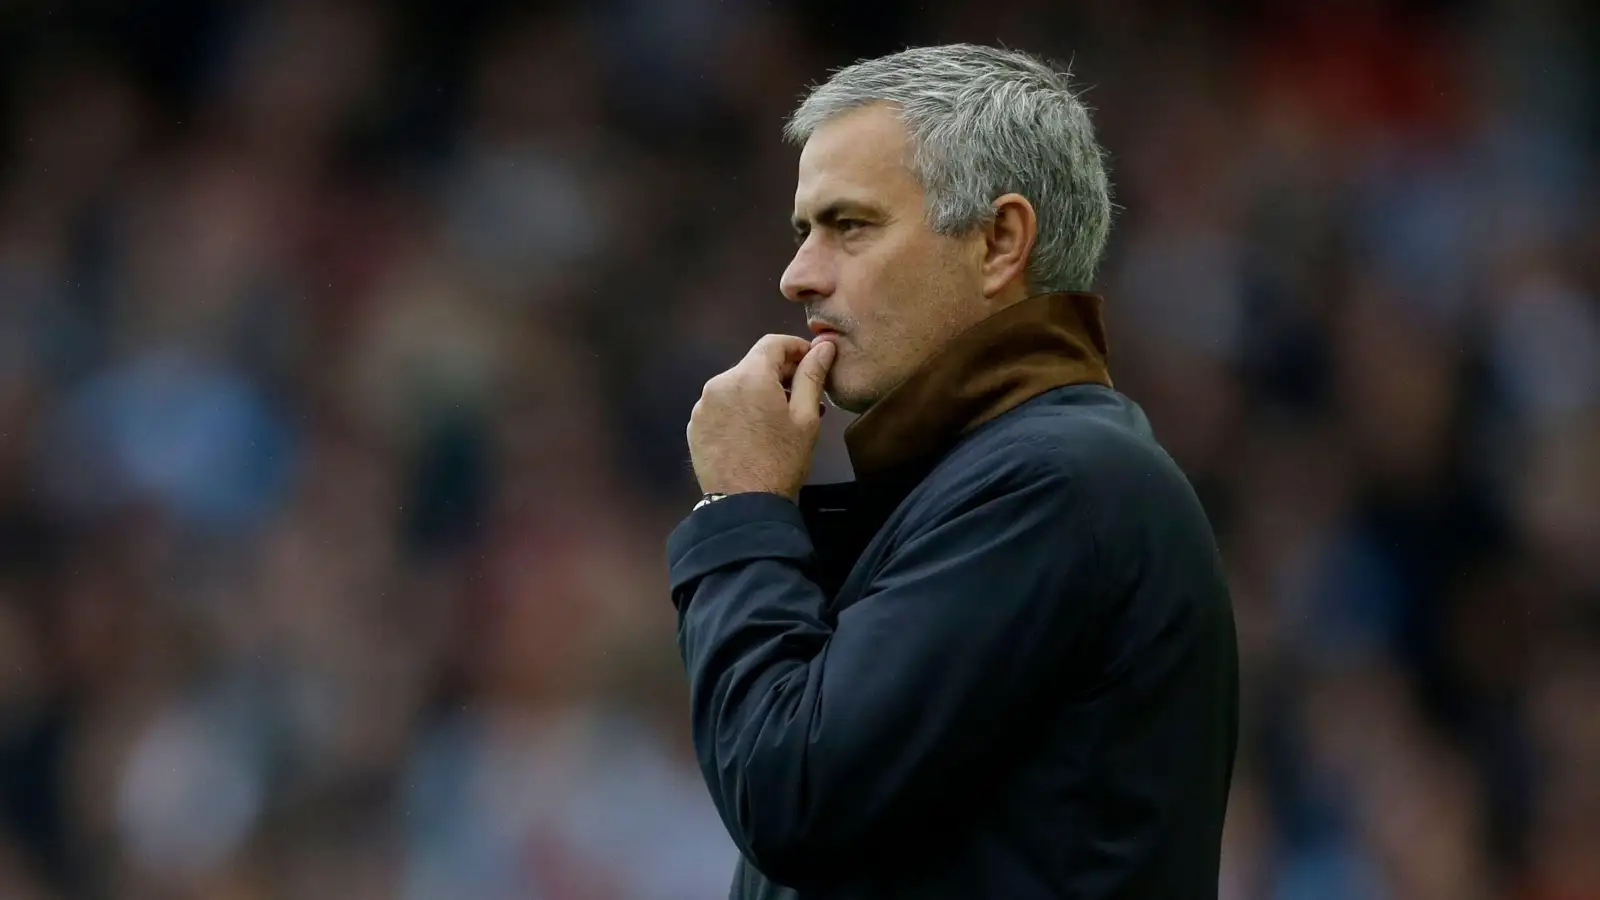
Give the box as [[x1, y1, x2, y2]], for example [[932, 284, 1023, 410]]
[[958, 386, 1179, 484], [920, 387, 1205, 547]]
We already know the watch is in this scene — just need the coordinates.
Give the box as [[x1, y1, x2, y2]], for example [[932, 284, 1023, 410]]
[[693, 492, 730, 512]]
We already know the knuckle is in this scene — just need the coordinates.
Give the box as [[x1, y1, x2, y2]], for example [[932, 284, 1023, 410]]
[[753, 333, 800, 356]]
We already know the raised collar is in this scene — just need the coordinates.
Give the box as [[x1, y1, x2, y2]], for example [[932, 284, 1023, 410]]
[[842, 291, 1112, 478]]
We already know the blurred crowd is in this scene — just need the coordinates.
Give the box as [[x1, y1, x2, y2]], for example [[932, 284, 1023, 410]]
[[0, 0, 1596, 898]]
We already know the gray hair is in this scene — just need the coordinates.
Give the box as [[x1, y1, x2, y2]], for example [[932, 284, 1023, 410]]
[[784, 44, 1112, 294]]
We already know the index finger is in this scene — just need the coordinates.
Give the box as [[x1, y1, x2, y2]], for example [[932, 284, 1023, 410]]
[[740, 334, 814, 380], [787, 340, 836, 422]]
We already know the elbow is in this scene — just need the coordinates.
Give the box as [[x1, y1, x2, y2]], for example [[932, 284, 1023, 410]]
[[724, 777, 860, 890], [694, 679, 873, 886], [737, 823, 845, 890]]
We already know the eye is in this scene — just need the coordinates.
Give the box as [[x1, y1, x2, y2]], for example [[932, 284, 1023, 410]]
[[836, 219, 866, 232]]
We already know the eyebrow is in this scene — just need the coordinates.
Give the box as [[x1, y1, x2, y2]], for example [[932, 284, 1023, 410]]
[[791, 200, 887, 234]]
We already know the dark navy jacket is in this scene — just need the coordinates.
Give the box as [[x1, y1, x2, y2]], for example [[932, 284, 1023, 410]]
[[667, 293, 1238, 899]]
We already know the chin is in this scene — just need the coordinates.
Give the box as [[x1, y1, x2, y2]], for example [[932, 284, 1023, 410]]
[[828, 355, 894, 413], [825, 382, 877, 415], [823, 356, 886, 413]]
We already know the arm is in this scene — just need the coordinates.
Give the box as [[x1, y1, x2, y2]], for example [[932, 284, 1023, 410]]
[[666, 445, 1099, 885]]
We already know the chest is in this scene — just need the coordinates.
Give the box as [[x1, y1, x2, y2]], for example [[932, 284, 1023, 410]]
[[798, 474, 926, 614]]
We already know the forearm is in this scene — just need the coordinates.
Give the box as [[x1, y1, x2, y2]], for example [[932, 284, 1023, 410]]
[[671, 493, 872, 881]]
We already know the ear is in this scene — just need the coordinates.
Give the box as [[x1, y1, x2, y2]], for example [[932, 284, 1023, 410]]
[[979, 193, 1037, 300]]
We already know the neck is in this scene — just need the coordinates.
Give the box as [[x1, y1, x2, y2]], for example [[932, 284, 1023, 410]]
[[842, 291, 1112, 477]]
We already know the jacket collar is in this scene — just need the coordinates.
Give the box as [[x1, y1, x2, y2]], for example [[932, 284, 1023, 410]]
[[842, 291, 1112, 478]]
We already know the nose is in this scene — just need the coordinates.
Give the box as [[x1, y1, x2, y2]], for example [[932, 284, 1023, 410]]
[[780, 234, 835, 304]]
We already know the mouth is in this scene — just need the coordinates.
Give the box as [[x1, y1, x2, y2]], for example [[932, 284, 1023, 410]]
[[807, 321, 842, 340]]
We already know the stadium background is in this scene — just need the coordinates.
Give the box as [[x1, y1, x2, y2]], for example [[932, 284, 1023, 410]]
[[0, 0, 1597, 897]]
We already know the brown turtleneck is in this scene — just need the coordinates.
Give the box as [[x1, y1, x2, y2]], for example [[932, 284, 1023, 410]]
[[842, 291, 1112, 477]]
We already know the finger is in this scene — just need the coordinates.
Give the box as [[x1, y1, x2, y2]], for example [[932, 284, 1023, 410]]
[[779, 388, 827, 416], [788, 340, 836, 422], [741, 334, 813, 380]]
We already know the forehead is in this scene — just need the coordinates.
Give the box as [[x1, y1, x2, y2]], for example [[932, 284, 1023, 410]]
[[794, 104, 923, 214]]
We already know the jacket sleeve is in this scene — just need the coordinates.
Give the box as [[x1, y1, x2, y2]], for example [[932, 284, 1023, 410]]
[[665, 444, 1099, 886]]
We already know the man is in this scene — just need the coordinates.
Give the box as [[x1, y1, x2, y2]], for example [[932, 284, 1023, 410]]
[[668, 44, 1238, 899]]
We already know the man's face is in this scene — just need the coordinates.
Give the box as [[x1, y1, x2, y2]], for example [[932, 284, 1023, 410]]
[[782, 104, 987, 413]]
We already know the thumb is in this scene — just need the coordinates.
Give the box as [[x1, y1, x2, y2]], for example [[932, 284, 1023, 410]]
[[788, 341, 836, 423]]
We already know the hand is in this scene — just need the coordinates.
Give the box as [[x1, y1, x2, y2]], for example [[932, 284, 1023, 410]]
[[688, 334, 836, 501]]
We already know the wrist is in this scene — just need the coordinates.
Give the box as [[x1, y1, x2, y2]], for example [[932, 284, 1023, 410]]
[[693, 492, 730, 511], [696, 485, 796, 504]]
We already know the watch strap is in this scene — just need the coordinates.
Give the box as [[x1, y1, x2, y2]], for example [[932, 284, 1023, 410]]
[[693, 492, 730, 511]]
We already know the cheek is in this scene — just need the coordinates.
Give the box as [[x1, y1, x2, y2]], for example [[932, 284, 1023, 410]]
[[836, 230, 947, 354], [844, 238, 921, 321]]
